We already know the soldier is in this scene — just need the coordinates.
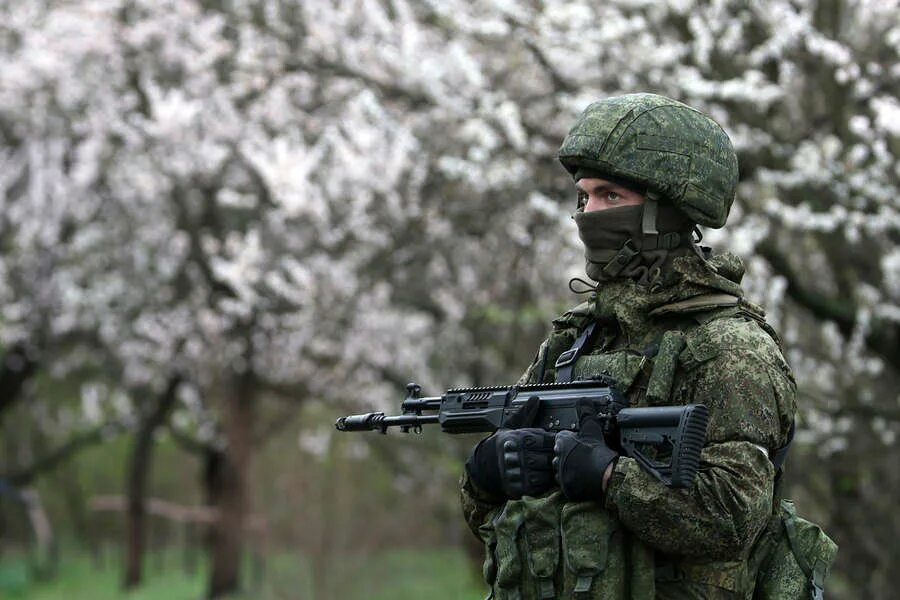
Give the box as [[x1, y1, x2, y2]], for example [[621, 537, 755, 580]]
[[460, 93, 798, 599]]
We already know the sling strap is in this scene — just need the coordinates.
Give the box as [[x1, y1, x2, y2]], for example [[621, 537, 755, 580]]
[[772, 422, 795, 475], [554, 322, 599, 383], [782, 500, 826, 600]]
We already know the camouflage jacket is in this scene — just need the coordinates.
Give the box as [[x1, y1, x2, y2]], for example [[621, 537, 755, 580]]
[[460, 253, 797, 600]]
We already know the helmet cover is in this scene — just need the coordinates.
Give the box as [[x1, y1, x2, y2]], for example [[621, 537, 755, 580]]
[[558, 93, 739, 228]]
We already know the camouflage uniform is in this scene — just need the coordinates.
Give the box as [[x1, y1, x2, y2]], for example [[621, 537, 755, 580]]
[[461, 252, 796, 599], [460, 94, 797, 599]]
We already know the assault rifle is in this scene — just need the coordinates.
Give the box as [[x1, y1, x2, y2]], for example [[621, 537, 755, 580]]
[[335, 378, 709, 489]]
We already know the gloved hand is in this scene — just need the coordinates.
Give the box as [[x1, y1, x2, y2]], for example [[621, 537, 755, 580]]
[[553, 398, 619, 501], [465, 396, 557, 500]]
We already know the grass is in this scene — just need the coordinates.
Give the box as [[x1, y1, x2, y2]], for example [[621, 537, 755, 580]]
[[0, 546, 485, 600], [0, 551, 205, 600], [342, 548, 484, 600]]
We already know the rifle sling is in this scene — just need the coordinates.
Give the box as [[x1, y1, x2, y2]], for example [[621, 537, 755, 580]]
[[554, 322, 598, 383]]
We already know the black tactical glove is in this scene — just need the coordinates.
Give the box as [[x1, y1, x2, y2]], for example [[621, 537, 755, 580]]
[[465, 396, 557, 500], [553, 398, 619, 501]]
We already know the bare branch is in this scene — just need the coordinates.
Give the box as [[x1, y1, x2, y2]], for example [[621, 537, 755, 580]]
[[167, 422, 222, 457], [3, 419, 127, 486]]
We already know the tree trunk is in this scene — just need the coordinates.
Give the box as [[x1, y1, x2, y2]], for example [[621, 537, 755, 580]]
[[0, 343, 37, 419], [206, 374, 255, 599], [123, 376, 182, 589]]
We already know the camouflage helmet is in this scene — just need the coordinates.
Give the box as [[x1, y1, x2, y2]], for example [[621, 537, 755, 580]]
[[558, 93, 739, 228]]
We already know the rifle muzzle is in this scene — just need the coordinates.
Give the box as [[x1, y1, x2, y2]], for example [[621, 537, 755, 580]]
[[334, 412, 384, 432]]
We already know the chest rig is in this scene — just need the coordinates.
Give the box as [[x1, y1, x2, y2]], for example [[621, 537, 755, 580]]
[[535, 293, 745, 405], [553, 319, 683, 408], [545, 293, 793, 475]]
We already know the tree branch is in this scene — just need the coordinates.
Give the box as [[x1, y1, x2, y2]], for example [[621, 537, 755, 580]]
[[757, 240, 856, 330], [504, 16, 577, 95], [758, 240, 899, 371], [167, 422, 221, 457], [3, 420, 127, 486], [290, 56, 433, 109]]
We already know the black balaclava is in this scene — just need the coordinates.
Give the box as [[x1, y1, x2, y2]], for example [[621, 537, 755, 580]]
[[572, 172, 696, 288]]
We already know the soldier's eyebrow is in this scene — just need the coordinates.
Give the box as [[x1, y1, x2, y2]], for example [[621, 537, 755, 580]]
[[575, 182, 617, 194]]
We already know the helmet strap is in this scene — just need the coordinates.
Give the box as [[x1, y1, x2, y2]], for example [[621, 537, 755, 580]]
[[640, 193, 684, 251], [642, 193, 660, 237]]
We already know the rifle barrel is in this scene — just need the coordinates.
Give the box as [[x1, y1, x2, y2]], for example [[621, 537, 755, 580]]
[[335, 412, 440, 432]]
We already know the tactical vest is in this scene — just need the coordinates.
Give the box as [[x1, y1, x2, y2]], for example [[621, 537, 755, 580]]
[[480, 491, 655, 600], [482, 293, 835, 600]]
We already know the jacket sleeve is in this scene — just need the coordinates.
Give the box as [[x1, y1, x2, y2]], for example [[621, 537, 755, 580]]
[[459, 469, 504, 540], [604, 341, 796, 560]]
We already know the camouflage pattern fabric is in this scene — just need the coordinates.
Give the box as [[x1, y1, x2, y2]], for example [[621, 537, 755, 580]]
[[751, 500, 838, 600], [558, 94, 739, 228], [460, 253, 797, 599]]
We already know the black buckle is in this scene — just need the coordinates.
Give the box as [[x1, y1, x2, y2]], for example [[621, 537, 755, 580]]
[[555, 349, 578, 369]]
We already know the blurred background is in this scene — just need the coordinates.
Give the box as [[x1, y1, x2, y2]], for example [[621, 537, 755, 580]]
[[0, 0, 898, 598]]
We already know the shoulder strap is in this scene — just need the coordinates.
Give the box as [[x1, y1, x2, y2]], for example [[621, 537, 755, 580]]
[[772, 421, 794, 474], [551, 301, 594, 330], [554, 321, 598, 383], [781, 500, 826, 600], [771, 422, 795, 507]]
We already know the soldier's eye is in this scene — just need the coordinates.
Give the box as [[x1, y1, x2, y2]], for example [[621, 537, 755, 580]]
[[606, 191, 621, 203]]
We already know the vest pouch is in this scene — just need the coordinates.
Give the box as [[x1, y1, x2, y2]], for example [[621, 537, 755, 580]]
[[521, 493, 565, 600], [753, 500, 837, 600], [492, 501, 527, 600], [478, 512, 499, 587], [645, 330, 685, 406], [561, 501, 621, 599], [573, 352, 645, 397]]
